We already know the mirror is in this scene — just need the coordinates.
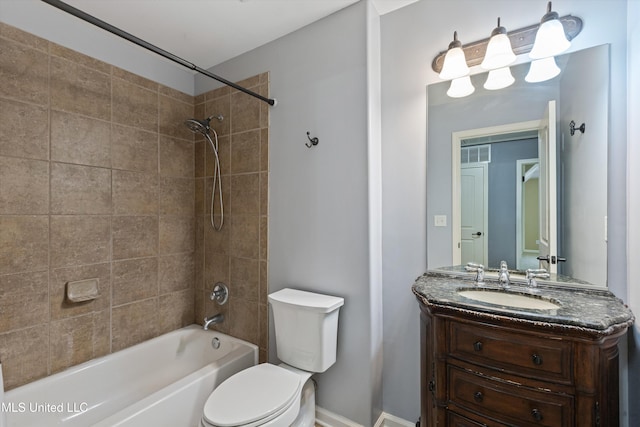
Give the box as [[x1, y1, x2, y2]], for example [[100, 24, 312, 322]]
[[427, 44, 609, 287]]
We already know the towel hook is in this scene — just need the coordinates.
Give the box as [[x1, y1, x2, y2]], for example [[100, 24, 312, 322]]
[[569, 120, 585, 136], [306, 132, 319, 148]]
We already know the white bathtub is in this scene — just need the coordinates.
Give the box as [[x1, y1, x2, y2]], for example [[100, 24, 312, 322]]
[[4, 325, 257, 427]]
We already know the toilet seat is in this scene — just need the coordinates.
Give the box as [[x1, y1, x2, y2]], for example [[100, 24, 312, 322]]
[[202, 364, 302, 427]]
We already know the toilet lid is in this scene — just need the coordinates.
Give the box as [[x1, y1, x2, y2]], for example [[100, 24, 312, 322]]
[[203, 364, 301, 427]]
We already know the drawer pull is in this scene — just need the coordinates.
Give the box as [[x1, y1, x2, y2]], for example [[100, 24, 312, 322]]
[[473, 391, 483, 402], [473, 341, 483, 351], [532, 353, 543, 365], [531, 408, 543, 421]]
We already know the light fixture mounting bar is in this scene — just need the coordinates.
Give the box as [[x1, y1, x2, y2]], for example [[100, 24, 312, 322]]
[[431, 15, 582, 73]]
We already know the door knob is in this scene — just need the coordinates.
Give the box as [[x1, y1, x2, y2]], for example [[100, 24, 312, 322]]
[[472, 232, 482, 236]]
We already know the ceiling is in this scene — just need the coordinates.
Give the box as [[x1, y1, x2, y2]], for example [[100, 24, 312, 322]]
[[60, 0, 419, 70]]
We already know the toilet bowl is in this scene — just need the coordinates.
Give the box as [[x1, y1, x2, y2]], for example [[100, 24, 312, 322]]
[[201, 364, 313, 427], [200, 288, 343, 427]]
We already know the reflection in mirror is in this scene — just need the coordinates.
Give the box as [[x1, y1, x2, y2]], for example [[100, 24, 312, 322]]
[[427, 44, 609, 287]]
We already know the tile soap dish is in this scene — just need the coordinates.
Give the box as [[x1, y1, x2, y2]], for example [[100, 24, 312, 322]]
[[66, 278, 99, 303]]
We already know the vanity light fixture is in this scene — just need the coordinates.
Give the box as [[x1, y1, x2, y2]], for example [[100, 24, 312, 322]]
[[439, 31, 470, 80], [481, 18, 516, 70], [484, 66, 515, 90], [447, 76, 475, 98], [529, 1, 571, 60], [525, 56, 561, 82]]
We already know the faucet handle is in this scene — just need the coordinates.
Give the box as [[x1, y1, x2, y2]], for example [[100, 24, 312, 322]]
[[210, 282, 229, 305], [526, 269, 550, 288], [465, 262, 484, 270], [465, 263, 485, 286]]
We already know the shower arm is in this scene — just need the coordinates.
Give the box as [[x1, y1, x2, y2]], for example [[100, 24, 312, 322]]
[[40, 0, 277, 107]]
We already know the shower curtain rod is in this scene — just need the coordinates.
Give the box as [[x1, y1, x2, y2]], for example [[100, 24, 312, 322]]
[[40, 0, 277, 106]]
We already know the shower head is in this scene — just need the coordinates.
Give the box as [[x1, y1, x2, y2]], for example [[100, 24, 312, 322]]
[[183, 115, 223, 136]]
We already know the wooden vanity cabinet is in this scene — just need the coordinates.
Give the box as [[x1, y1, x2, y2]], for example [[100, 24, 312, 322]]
[[419, 304, 625, 427]]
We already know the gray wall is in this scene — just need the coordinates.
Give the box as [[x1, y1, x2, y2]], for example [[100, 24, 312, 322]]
[[381, 0, 630, 422], [196, 2, 382, 424], [487, 139, 539, 268]]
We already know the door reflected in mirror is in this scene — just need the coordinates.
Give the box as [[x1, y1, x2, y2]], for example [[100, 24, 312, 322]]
[[427, 44, 609, 287]]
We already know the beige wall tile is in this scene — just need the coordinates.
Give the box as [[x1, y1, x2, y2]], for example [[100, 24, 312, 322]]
[[204, 216, 229, 256], [112, 298, 158, 351], [0, 326, 49, 390], [111, 125, 158, 174], [112, 77, 158, 132], [159, 95, 194, 140], [50, 57, 111, 120], [258, 84, 269, 129], [0, 38, 48, 105], [51, 162, 112, 214], [50, 110, 111, 167], [50, 216, 110, 268], [0, 98, 49, 160], [159, 85, 192, 105], [0, 271, 48, 333], [194, 289, 204, 326], [194, 216, 205, 290], [159, 177, 194, 216], [195, 141, 205, 178], [204, 253, 229, 290], [159, 135, 194, 178], [260, 261, 268, 305], [112, 170, 158, 215], [0, 216, 49, 275], [230, 215, 260, 259], [158, 289, 194, 334], [231, 91, 260, 134], [50, 263, 111, 320], [0, 156, 49, 214], [159, 253, 194, 294], [231, 130, 261, 174], [195, 178, 205, 215], [234, 75, 261, 90], [260, 128, 269, 171], [112, 216, 159, 260], [50, 310, 110, 374], [230, 173, 259, 215], [0, 22, 48, 51], [112, 257, 158, 306], [50, 43, 110, 74], [260, 216, 268, 260], [260, 172, 268, 216], [230, 257, 259, 302], [259, 303, 268, 350], [159, 216, 195, 255], [229, 297, 258, 345], [113, 67, 158, 91], [205, 174, 230, 217], [205, 86, 230, 101]]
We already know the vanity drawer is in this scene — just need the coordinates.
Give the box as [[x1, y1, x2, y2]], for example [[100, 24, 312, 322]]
[[447, 411, 508, 427], [448, 366, 573, 427], [448, 321, 572, 383]]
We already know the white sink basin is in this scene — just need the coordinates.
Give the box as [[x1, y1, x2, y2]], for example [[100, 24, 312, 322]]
[[458, 289, 560, 310]]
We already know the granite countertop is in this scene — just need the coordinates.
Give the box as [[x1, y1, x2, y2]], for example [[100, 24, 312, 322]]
[[412, 270, 635, 335]]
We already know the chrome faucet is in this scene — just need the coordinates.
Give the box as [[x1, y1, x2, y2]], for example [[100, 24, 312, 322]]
[[526, 268, 550, 289], [498, 261, 510, 289], [465, 262, 485, 286], [203, 313, 224, 330]]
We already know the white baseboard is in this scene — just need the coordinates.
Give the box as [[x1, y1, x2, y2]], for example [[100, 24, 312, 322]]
[[315, 407, 414, 427], [315, 406, 364, 427], [373, 412, 415, 427]]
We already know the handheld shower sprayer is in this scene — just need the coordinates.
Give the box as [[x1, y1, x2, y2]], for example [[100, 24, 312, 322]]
[[184, 115, 225, 231]]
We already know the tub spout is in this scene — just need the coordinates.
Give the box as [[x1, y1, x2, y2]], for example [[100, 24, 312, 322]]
[[203, 313, 224, 330]]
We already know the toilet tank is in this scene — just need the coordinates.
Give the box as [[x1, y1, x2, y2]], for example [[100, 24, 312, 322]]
[[268, 288, 344, 373]]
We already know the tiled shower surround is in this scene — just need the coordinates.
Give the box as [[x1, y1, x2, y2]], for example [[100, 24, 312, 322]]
[[0, 22, 269, 390]]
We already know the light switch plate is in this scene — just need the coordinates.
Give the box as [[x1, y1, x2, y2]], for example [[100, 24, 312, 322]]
[[434, 215, 447, 227]]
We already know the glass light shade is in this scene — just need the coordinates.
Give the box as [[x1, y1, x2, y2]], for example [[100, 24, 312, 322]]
[[447, 76, 475, 98], [481, 33, 516, 70], [529, 18, 571, 59], [439, 47, 470, 80], [525, 57, 561, 83], [484, 66, 515, 90]]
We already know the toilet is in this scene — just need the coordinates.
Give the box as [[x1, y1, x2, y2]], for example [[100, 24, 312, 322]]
[[201, 288, 344, 427]]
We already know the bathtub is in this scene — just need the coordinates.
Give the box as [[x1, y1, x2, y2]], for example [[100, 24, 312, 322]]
[[4, 325, 257, 427]]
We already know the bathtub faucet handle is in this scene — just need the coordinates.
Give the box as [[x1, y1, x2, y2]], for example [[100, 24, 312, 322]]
[[210, 282, 229, 305]]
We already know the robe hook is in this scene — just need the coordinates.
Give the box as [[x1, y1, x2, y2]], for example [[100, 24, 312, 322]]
[[306, 131, 319, 148], [569, 120, 585, 136]]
